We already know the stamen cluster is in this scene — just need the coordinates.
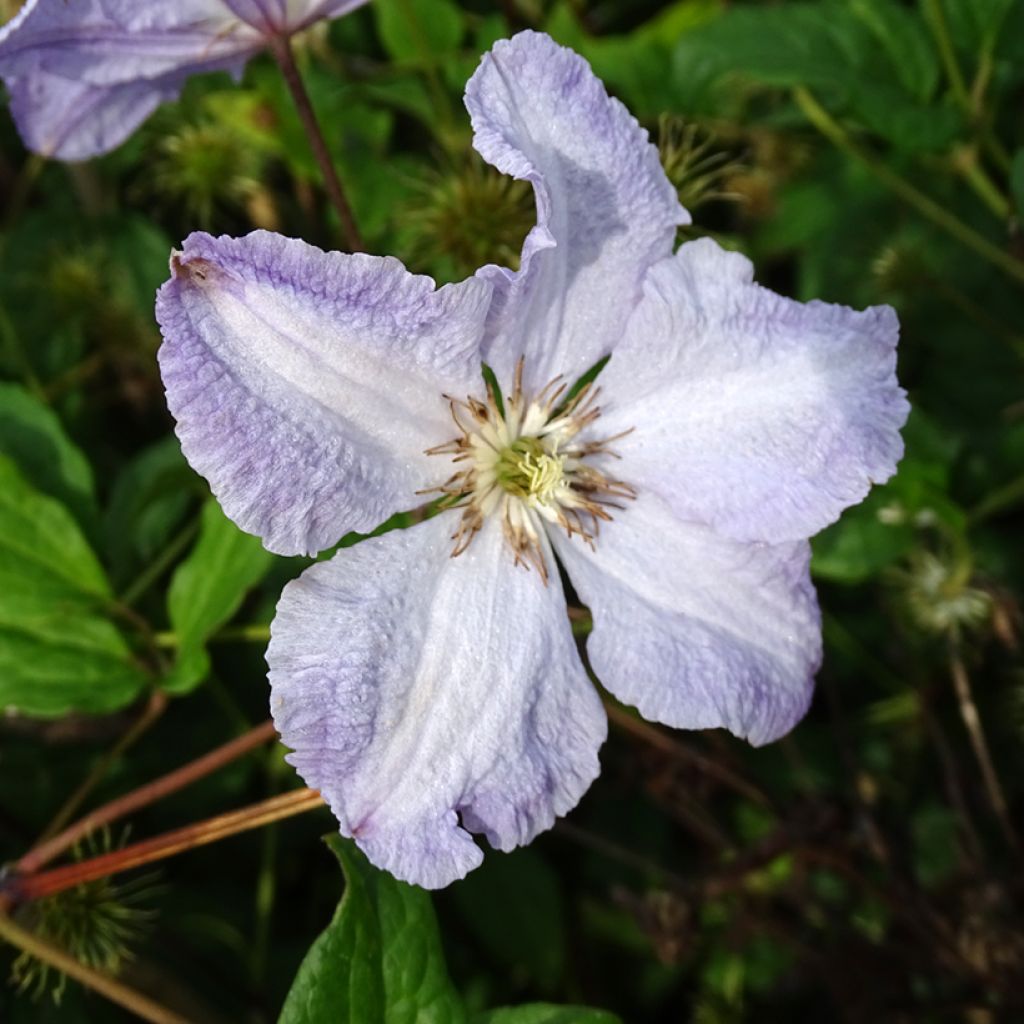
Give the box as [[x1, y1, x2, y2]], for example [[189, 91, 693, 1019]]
[[424, 361, 635, 580]]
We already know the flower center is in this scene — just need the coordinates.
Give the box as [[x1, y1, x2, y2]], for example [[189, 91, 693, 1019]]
[[495, 437, 565, 502], [422, 360, 634, 580]]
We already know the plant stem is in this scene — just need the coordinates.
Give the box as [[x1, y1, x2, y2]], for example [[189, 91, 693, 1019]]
[[793, 87, 1024, 288], [922, 0, 970, 110], [35, 690, 170, 845], [956, 151, 1010, 220], [269, 34, 364, 253], [0, 912, 190, 1024], [119, 516, 200, 608], [154, 622, 272, 649], [948, 646, 1019, 854], [970, 472, 1024, 524], [17, 720, 279, 875], [7, 789, 324, 906]]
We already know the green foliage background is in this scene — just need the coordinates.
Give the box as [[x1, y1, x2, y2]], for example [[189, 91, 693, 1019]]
[[1, 0, 1023, 1021]]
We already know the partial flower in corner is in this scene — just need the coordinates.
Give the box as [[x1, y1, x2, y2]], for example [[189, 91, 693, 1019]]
[[0, 0, 367, 160], [155, 32, 909, 888]]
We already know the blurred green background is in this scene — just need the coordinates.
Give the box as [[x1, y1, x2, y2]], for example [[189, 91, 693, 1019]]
[[1, 0, 1022, 1021]]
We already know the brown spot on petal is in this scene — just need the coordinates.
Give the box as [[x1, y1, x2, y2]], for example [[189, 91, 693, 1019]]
[[170, 252, 218, 286]]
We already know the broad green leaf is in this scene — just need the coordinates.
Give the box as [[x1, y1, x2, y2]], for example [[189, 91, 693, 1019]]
[[811, 489, 915, 583], [0, 456, 149, 716], [162, 499, 273, 694], [938, 0, 1017, 52], [279, 836, 466, 1024], [1012, 148, 1024, 216], [849, 0, 938, 100], [0, 382, 96, 527], [472, 1008, 622, 1024], [851, 83, 962, 152], [373, 0, 463, 64], [545, 1, 720, 117], [674, 4, 872, 91]]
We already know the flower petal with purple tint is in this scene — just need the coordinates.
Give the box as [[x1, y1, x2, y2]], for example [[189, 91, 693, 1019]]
[[222, 0, 367, 34], [0, 0, 368, 159], [3, 67, 203, 161], [465, 30, 688, 393], [156, 230, 492, 556], [268, 513, 606, 889], [554, 492, 822, 747], [593, 238, 909, 545]]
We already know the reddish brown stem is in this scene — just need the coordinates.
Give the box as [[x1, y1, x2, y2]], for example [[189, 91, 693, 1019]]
[[6, 789, 325, 907], [17, 719, 278, 875], [269, 34, 364, 252]]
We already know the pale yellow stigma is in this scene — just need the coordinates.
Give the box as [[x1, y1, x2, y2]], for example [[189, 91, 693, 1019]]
[[495, 437, 566, 504], [421, 359, 635, 581]]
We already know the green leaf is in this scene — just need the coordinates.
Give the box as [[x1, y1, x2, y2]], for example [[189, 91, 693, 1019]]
[[0, 456, 149, 716], [849, 0, 938, 101], [279, 836, 466, 1024], [0, 382, 96, 528], [162, 500, 273, 694], [1012, 148, 1024, 216], [675, 3, 872, 91], [373, 0, 464, 64], [850, 82, 962, 152], [939, 0, 1017, 52], [472, 1008, 622, 1024]]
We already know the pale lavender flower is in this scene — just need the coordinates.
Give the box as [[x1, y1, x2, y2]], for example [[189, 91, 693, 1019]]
[[0, 0, 367, 159], [155, 32, 909, 888]]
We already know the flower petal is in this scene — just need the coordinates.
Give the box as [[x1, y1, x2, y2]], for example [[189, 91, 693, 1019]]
[[268, 513, 606, 888], [3, 69, 179, 161], [156, 230, 491, 556], [465, 31, 687, 392], [0, 0, 246, 78], [595, 238, 909, 544], [222, 0, 368, 33], [0, 0, 257, 158], [554, 493, 822, 746]]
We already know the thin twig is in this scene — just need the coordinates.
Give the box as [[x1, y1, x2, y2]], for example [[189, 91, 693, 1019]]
[[119, 516, 200, 608], [35, 690, 170, 846], [920, 695, 986, 867], [948, 646, 1019, 854], [922, 0, 970, 110], [604, 701, 774, 809], [6, 789, 325, 906], [269, 34, 364, 252], [554, 821, 690, 890], [17, 720, 278, 875], [0, 912, 190, 1024], [793, 87, 1024, 287]]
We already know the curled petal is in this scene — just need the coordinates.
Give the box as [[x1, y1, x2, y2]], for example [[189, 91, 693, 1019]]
[[465, 30, 687, 392], [555, 493, 822, 746], [157, 230, 491, 556], [595, 238, 909, 544], [268, 513, 606, 888]]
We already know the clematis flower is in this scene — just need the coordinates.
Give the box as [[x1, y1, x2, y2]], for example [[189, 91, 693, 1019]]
[[0, 0, 367, 160], [155, 31, 908, 888]]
